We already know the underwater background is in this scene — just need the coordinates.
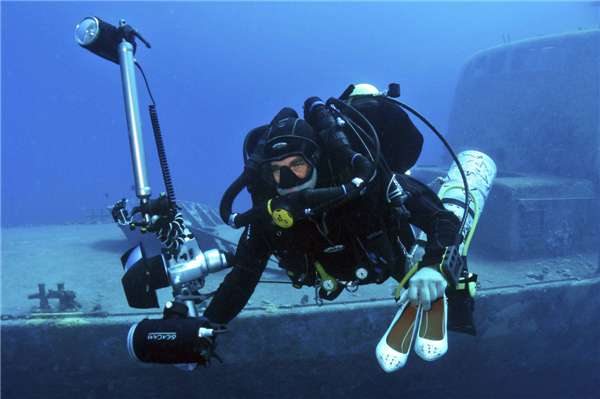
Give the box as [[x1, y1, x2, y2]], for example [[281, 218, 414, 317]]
[[1, 2, 599, 399], [2, 1, 598, 228]]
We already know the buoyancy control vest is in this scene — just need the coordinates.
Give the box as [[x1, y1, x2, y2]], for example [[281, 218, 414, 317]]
[[235, 95, 425, 297], [262, 174, 416, 298]]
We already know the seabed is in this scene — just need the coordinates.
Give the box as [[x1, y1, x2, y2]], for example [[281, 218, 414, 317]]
[[1, 222, 599, 399]]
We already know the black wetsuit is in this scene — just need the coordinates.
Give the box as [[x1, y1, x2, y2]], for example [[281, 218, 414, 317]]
[[204, 173, 460, 325], [204, 98, 460, 325]]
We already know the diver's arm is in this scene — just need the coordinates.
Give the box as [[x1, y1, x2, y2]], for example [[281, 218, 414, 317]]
[[395, 174, 461, 310], [396, 174, 460, 265], [203, 224, 271, 325]]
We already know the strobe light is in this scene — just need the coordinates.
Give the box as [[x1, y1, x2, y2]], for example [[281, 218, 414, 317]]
[[75, 16, 129, 64], [75, 16, 150, 64], [75, 17, 100, 45]]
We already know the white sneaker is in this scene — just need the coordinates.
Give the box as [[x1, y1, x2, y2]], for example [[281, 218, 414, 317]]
[[414, 293, 448, 361], [376, 300, 421, 372]]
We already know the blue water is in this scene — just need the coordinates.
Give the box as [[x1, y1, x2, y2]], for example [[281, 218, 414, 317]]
[[2, 4, 599, 398], [2, 1, 597, 228]]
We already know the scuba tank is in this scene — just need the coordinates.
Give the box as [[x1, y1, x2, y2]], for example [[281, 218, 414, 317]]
[[405, 151, 496, 291], [439, 150, 497, 278]]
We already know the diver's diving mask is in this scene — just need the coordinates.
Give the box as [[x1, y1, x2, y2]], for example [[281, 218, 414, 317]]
[[265, 154, 318, 196]]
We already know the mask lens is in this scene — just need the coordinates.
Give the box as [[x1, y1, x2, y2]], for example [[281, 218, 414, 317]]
[[278, 165, 307, 189], [262, 153, 317, 191]]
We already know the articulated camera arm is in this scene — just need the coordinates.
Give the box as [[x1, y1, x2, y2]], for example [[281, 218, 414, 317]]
[[77, 16, 234, 369]]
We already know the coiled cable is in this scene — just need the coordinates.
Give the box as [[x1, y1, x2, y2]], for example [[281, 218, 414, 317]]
[[149, 104, 176, 204], [135, 60, 177, 205]]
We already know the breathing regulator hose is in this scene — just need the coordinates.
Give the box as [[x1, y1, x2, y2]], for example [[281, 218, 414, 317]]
[[380, 96, 471, 234], [219, 169, 253, 227], [326, 97, 410, 220], [219, 121, 272, 226]]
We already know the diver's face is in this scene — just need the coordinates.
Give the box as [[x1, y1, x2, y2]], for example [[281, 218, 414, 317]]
[[270, 155, 309, 185]]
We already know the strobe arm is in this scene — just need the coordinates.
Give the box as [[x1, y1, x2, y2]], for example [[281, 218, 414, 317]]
[[75, 16, 154, 222]]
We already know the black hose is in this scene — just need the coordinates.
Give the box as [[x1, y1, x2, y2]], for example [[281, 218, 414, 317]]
[[381, 97, 471, 233], [327, 97, 381, 180], [228, 152, 373, 229], [328, 98, 380, 157], [219, 169, 252, 225]]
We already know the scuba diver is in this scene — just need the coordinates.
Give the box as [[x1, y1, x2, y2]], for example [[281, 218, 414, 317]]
[[74, 18, 488, 371], [204, 84, 463, 371]]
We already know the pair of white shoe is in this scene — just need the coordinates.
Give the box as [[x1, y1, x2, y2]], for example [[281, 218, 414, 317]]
[[375, 293, 448, 372]]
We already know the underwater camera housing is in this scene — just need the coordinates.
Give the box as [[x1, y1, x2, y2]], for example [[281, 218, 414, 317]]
[[120, 242, 230, 310], [119, 225, 231, 368]]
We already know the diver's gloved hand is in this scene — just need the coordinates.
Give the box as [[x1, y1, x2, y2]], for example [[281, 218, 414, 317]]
[[399, 265, 447, 311], [267, 191, 308, 229]]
